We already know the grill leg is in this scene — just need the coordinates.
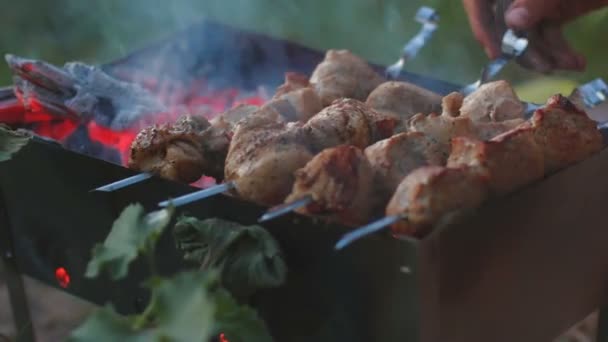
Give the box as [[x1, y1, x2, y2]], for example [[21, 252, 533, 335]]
[[0, 193, 36, 342], [597, 306, 608, 342]]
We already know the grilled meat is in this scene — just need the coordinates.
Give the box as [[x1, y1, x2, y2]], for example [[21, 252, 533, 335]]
[[128, 115, 211, 183], [364, 132, 446, 201], [310, 50, 385, 106], [263, 72, 323, 122], [447, 127, 545, 196], [523, 94, 603, 173], [460, 80, 525, 122], [366, 81, 442, 122], [386, 166, 489, 237], [408, 92, 525, 155], [224, 111, 313, 206], [285, 145, 374, 226], [303, 98, 398, 152]]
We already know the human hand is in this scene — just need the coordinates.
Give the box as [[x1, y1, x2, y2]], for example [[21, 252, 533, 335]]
[[463, 0, 608, 72]]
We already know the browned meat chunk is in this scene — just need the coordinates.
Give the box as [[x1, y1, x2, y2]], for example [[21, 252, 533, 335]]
[[386, 166, 489, 237], [447, 128, 545, 195], [285, 145, 374, 226], [225, 114, 313, 206], [274, 72, 311, 97], [366, 81, 442, 122], [261, 72, 323, 122], [128, 115, 211, 183], [364, 132, 446, 200], [310, 50, 385, 106], [408, 92, 525, 155], [523, 94, 603, 173], [460, 80, 525, 122], [303, 98, 397, 152]]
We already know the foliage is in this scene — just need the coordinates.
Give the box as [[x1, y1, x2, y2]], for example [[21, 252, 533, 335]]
[[85, 204, 174, 280], [0, 125, 31, 162], [174, 216, 287, 297], [73, 203, 275, 342]]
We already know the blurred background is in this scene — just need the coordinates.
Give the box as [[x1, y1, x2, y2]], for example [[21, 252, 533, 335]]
[[0, 0, 607, 103], [0, 1, 607, 341]]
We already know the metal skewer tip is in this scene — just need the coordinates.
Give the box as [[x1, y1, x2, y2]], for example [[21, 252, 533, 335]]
[[91, 173, 152, 192], [258, 195, 313, 223], [158, 181, 235, 208], [578, 78, 607, 109], [385, 6, 439, 79], [334, 215, 403, 250]]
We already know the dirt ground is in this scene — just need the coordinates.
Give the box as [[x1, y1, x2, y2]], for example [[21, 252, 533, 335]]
[[0, 263, 600, 342]]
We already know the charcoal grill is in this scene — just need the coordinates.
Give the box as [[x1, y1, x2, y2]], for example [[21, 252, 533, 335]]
[[1, 19, 608, 342]]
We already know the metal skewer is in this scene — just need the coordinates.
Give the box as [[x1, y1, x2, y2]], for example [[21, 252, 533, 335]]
[[91, 173, 152, 192], [158, 181, 235, 208], [258, 195, 313, 223], [385, 6, 440, 79], [461, 30, 529, 96], [522, 78, 608, 118], [334, 215, 404, 250]]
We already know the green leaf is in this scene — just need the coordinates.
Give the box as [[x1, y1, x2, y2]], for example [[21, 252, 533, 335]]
[[149, 271, 215, 342], [69, 271, 214, 342], [212, 287, 274, 342], [85, 203, 174, 280], [68, 305, 150, 342], [0, 124, 31, 162], [173, 217, 287, 297]]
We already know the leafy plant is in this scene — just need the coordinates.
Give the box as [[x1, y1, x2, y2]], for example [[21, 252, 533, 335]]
[[71, 204, 275, 342], [173, 216, 287, 297], [0, 125, 31, 162]]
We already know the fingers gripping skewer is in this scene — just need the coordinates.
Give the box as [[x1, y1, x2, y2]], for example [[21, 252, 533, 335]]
[[385, 6, 440, 79], [461, 30, 528, 95]]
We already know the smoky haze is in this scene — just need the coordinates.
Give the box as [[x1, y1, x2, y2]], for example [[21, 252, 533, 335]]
[[0, 0, 607, 92]]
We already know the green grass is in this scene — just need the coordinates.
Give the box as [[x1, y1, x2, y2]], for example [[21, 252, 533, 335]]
[[0, 0, 607, 99]]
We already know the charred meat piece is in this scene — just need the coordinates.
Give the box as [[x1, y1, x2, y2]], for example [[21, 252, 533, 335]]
[[365, 132, 446, 201], [224, 114, 313, 206], [310, 50, 385, 106], [303, 98, 397, 152], [460, 80, 525, 122], [523, 94, 603, 173], [447, 127, 545, 196], [366, 81, 442, 122], [128, 115, 211, 183], [285, 145, 374, 226], [386, 166, 489, 237]]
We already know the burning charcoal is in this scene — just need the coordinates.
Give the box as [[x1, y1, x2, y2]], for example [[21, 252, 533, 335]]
[[5, 54, 166, 130], [64, 125, 121, 164]]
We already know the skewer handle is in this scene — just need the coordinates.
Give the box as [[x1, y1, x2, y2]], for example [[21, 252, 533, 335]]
[[258, 195, 313, 223]]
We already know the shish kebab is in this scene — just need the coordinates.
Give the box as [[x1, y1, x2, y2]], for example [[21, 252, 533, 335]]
[[93, 4, 442, 193], [336, 94, 606, 249], [258, 79, 606, 224], [156, 75, 528, 209], [143, 48, 448, 206], [259, 88, 528, 223]]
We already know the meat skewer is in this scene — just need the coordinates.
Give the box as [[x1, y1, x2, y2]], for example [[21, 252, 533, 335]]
[[335, 94, 604, 249], [260, 131, 445, 223], [93, 71, 321, 192], [159, 99, 399, 208]]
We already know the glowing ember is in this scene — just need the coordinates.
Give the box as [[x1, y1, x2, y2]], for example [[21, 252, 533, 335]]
[[0, 81, 268, 188], [54, 267, 71, 288]]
